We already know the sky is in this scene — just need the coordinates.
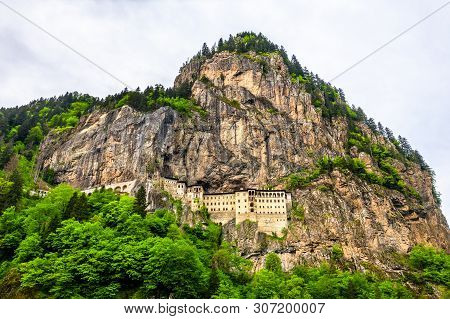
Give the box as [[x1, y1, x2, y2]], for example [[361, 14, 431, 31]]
[[0, 0, 449, 220]]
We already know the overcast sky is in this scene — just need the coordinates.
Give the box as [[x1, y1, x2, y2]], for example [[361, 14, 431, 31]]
[[1, 0, 449, 219]]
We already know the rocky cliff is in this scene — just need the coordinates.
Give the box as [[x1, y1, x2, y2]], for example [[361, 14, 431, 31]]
[[37, 50, 449, 271]]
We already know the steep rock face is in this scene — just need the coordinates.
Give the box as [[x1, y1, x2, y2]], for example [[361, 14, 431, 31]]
[[39, 52, 348, 190], [38, 51, 449, 270], [224, 170, 448, 272]]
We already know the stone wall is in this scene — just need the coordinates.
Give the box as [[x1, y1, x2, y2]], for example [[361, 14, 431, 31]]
[[82, 180, 137, 196]]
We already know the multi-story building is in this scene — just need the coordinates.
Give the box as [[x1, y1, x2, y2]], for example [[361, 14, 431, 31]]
[[158, 176, 291, 235]]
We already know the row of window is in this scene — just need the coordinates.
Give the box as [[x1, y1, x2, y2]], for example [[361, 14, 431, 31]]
[[204, 194, 234, 200], [254, 192, 285, 198], [205, 200, 284, 208], [257, 205, 285, 209], [236, 211, 286, 215], [207, 207, 286, 215], [205, 202, 235, 206], [210, 208, 234, 212], [256, 199, 284, 203]]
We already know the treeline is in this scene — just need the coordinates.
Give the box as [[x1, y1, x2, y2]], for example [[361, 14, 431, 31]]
[[99, 84, 205, 117], [185, 31, 352, 120], [348, 122, 440, 205], [0, 185, 447, 298], [0, 93, 96, 168]]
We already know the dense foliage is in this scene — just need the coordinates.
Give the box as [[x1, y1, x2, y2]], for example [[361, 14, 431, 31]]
[[99, 85, 206, 117], [0, 184, 447, 298], [286, 152, 420, 199], [0, 93, 97, 168]]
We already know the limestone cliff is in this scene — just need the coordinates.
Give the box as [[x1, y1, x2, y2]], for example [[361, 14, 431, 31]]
[[37, 50, 449, 272]]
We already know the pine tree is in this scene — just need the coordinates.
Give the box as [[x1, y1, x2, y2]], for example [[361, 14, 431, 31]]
[[201, 43, 211, 57], [64, 192, 90, 221], [63, 192, 78, 220], [366, 118, 377, 132], [279, 45, 289, 63], [398, 136, 412, 157], [0, 143, 13, 169], [8, 169, 23, 208], [377, 122, 385, 136], [227, 34, 235, 51], [217, 38, 224, 51], [290, 55, 302, 75], [411, 150, 429, 170], [77, 193, 90, 221], [133, 186, 147, 218], [385, 127, 395, 141], [338, 88, 346, 102]]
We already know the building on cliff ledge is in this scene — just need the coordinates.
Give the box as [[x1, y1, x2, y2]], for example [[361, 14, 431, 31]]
[[44, 173, 292, 235], [157, 175, 292, 236]]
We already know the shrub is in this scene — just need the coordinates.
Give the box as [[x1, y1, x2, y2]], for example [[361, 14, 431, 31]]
[[265, 253, 282, 273], [317, 185, 331, 192], [331, 244, 344, 261], [291, 202, 305, 220], [408, 245, 449, 286], [218, 96, 241, 109]]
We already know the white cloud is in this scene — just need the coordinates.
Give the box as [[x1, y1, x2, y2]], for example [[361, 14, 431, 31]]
[[0, 0, 449, 219]]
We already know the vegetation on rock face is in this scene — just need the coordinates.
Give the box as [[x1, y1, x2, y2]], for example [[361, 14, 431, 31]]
[[290, 202, 305, 221], [285, 130, 424, 201], [101, 85, 207, 117], [0, 186, 447, 298]]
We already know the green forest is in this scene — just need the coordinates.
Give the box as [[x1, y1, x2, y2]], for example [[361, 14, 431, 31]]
[[0, 184, 448, 298], [0, 32, 448, 299]]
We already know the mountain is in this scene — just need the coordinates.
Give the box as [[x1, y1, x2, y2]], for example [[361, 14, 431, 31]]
[[35, 33, 448, 267], [0, 32, 448, 298]]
